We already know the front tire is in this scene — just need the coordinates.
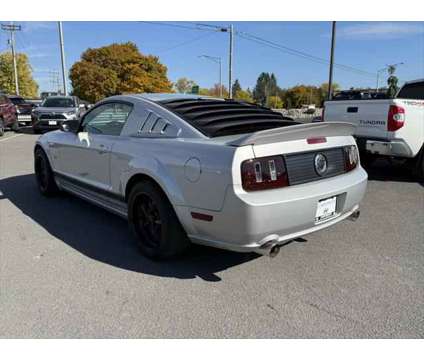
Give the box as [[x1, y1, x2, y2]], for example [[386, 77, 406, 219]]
[[34, 148, 59, 196], [0, 119, 4, 137], [128, 181, 190, 260]]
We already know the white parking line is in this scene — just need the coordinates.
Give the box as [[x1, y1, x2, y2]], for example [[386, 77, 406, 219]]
[[0, 134, 23, 143]]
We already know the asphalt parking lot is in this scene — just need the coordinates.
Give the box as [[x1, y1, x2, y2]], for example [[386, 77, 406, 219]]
[[0, 129, 423, 338]]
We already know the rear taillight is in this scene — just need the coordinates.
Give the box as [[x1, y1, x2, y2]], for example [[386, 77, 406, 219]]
[[343, 145, 359, 172], [387, 105, 405, 131], [241, 155, 288, 191]]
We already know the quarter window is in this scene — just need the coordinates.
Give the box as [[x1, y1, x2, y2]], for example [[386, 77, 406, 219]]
[[81, 102, 133, 136]]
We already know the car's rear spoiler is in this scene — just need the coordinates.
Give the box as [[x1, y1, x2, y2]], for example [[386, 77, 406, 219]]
[[225, 122, 356, 146]]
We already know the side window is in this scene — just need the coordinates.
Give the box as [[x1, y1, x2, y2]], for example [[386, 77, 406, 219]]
[[81, 102, 133, 136], [397, 82, 424, 100]]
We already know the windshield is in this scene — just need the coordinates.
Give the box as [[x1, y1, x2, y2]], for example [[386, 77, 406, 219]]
[[10, 97, 26, 105], [42, 98, 76, 108]]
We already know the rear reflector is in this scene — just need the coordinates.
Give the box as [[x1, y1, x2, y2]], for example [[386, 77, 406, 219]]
[[307, 137, 327, 144], [191, 212, 213, 222]]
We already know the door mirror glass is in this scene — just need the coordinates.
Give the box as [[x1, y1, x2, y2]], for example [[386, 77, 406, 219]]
[[60, 119, 80, 133]]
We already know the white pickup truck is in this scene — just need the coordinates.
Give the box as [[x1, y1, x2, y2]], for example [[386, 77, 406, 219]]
[[323, 79, 424, 178]]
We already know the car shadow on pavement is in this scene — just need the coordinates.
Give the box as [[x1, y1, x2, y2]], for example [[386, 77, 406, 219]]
[[17, 127, 38, 135], [0, 174, 265, 282], [363, 158, 424, 187]]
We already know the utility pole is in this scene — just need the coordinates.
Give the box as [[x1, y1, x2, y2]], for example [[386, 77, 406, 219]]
[[327, 21, 336, 101], [1, 23, 21, 95], [58, 22, 68, 96], [199, 23, 234, 98], [228, 24, 234, 99]]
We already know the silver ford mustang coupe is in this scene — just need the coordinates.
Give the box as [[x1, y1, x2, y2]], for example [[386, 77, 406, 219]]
[[34, 94, 367, 259]]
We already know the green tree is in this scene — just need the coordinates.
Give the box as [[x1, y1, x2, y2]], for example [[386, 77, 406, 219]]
[[0, 52, 38, 97], [253, 72, 270, 105], [174, 77, 197, 93], [386, 66, 399, 98], [232, 79, 242, 98], [253, 72, 280, 105], [69, 42, 172, 103], [319, 82, 340, 103], [266, 95, 283, 109], [234, 89, 254, 102]]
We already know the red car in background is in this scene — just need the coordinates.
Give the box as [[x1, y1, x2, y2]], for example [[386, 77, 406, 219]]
[[0, 94, 36, 136], [9, 95, 36, 127], [0, 93, 18, 136]]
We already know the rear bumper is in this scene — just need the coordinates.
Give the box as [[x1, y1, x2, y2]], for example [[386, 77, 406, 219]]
[[185, 166, 368, 254], [356, 137, 413, 158]]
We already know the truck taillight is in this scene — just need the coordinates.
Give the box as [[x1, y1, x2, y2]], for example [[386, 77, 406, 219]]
[[387, 105, 405, 131], [343, 145, 359, 172], [241, 155, 288, 191]]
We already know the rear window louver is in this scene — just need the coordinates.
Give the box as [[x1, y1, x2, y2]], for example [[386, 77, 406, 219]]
[[159, 98, 296, 137]]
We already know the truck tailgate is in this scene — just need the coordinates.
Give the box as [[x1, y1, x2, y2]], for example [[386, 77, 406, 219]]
[[324, 100, 392, 139]]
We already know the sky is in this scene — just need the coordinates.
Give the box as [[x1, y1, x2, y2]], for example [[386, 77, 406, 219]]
[[0, 21, 423, 93]]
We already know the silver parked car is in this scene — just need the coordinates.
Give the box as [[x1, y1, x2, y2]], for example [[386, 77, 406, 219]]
[[32, 96, 87, 134], [34, 94, 367, 259]]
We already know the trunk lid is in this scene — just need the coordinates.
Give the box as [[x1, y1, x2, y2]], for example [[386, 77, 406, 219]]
[[225, 122, 355, 147]]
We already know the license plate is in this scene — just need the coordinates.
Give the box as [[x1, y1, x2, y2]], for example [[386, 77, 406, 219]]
[[315, 196, 337, 222], [18, 115, 31, 120], [48, 120, 57, 125]]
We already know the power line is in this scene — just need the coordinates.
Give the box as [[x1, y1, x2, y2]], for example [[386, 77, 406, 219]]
[[139, 21, 217, 32], [237, 31, 376, 79], [156, 32, 216, 53]]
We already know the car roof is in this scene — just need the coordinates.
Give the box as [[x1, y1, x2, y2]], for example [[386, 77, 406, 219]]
[[403, 79, 424, 85]]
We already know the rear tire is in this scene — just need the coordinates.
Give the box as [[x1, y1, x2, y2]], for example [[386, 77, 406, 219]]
[[0, 119, 4, 137], [34, 148, 59, 196], [414, 147, 424, 181], [360, 152, 376, 168], [128, 181, 190, 260]]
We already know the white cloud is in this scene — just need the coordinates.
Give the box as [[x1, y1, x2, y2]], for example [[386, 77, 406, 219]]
[[337, 22, 424, 39]]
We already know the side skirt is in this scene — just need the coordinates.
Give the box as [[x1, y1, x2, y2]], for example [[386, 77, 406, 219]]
[[54, 172, 128, 219]]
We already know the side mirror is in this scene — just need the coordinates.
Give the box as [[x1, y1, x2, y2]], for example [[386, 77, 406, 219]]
[[60, 119, 80, 133], [79, 103, 86, 109]]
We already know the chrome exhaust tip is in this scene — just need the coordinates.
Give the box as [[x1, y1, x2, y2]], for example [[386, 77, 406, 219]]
[[255, 240, 281, 257], [269, 245, 280, 258], [348, 209, 360, 221]]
